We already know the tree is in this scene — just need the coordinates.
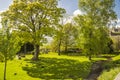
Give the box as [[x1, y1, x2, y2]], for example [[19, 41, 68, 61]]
[[51, 22, 78, 55], [62, 23, 78, 53], [1, 0, 65, 60], [51, 24, 64, 55], [0, 19, 20, 80], [75, 0, 116, 60]]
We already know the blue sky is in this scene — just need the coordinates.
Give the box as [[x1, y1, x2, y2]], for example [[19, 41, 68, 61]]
[[58, 0, 120, 19], [0, 0, 120, 19], [0, 0, 12, 11], [58, 0, 78, 15]]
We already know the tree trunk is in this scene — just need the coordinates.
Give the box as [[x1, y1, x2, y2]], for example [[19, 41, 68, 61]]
[[4, 57, 7, 80], [89, 48, 92, 61], [65, 42, 68, 53], [58, 39, 61, 56], [89, 56, 92, 61], [32, 44, 39, 60], [65, 37, 68, 53], [24, 43, 27, 54], [23, 43, 26, 57]]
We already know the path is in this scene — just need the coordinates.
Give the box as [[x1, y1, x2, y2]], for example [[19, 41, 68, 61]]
[[114, 73, 120, 80], [86, 60, 106, 80], [86, 57, 112, 80]]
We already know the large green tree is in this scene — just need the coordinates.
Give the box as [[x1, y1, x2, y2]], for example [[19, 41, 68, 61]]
[[75, 0, 116, 60], [1, 0, 65, 60]]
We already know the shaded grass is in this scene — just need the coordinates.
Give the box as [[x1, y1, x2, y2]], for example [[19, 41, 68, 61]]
[[23, 57, 91, 79]]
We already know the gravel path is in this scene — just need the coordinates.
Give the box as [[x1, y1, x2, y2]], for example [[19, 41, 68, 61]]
[[114, 73, 120, 80]]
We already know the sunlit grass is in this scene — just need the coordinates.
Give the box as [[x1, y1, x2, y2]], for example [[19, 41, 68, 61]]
[[112, 54, 120, 61], [98, 67, 120, 80], [0, 56, 40, 80], [41, 52, 90, 62]]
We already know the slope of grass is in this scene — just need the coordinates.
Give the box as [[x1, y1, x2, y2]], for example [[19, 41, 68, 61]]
[[98, 54, 120, 80]]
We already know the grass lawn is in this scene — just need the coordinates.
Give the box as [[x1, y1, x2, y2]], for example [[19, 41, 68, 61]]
[[0, 52, 107, 80], [98, 54, 120, 80], [0, 56, 40, 80]]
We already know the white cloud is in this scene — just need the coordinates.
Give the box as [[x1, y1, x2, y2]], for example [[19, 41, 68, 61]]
[[60, 9, 84, 24], [60, 15, 74, 24], [65, 16, 73, 23], [0, 16, 2, 28], [116, 19, 120, 27], [73, 9, 85, 16], [0, 11, 2, 28]]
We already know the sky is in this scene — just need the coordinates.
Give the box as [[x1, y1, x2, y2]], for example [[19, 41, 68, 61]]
[[0, 0, 120, 26], [0, 0, 12, 11], [58, 0, 120, 18]]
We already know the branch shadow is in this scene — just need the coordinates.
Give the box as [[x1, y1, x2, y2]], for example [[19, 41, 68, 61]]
[[22, 57, 91, 79]]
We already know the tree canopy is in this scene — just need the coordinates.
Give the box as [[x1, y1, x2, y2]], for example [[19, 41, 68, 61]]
[[75, 0, 116, 60], [1, 0, 65, 60]]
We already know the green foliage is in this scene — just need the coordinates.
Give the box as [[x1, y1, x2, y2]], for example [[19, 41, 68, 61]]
[[62, 23, 78, 50], [75, 0, 116, 59], [51, 22, 78, 53], [1, 0, 65, 59], [0, 24, 20, 61]]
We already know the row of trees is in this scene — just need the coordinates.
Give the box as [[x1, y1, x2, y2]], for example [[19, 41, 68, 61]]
[[51, 22, 78, 55], [50, 0, 116, 60]]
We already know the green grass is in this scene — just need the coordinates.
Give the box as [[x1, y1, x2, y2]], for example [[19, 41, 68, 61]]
[[98, 54, 120, 80], [0, 53, 91, 80], [0, 56, 40, 80], [98, 67, 120, 80], [0, 52, 109, 80], [113, 54, 120, 61]]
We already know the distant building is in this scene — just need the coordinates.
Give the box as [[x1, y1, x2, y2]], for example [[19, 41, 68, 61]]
[[110, 27, 120, 51], [110, 27, 120, 36]]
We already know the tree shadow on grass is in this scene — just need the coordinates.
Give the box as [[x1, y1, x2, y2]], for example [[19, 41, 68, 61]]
[[22, 57, 91, 79], [103, 59, 120, 71]]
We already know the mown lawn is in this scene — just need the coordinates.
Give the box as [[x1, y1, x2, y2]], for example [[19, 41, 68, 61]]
[[0, 56, 40, 80], [0, 52, 107, 80], [98, 54, 120, 80]]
